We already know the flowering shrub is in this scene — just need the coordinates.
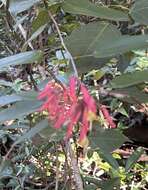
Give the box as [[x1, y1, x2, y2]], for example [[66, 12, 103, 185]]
[[38, 76, 117, 142], [38, 77, 96, 140], [0, 0, 147, 189]]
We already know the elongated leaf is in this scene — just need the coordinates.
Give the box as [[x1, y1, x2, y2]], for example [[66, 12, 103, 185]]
[[15, 119, 49, 144], [0, 80, 13, 87], [65, 22, 121, 58], [111, 86, 148, 103], [99, 151, 119, 170], [9, 0, 40, 15], [0, 95, 23, 106], [90, 128, 127, 152], [63, 0, 128, 21], [24, 24, 47, 46], [69, 57, 110, 74], [94, 34, 148, 58], [0, 90, 38, 107], [4, 124, 29, 130], [110, 70, 148, 89], [0, 100, 42, 123], [32, 10, 49, 32], [65, 22, 120, 72], [130, 0, 148, 25], [125, 148, 143, 172], [84, 176, 120, 190], [66, 22, 148, 59], [0, 50, 43, 70]]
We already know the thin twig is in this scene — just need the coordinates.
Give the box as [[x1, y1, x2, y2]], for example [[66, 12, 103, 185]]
[[43, 0, 78, 77], [55, 144, 59, 190], [3, 142, 16, 160]]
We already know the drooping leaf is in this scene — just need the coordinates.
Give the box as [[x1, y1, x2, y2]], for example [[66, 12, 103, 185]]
[[63, 0, 128, 21], [130, 0, 148, 25], [125, 148, 143, 172], [9, 0, 41, 15], [110, 70, 148, 89], [90, 128, 127, 153], [0, 100, 42, 123], [0, 51, 43, 70]]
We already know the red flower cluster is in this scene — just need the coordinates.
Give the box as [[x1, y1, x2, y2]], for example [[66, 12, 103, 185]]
[[38, 77, 96, 140]]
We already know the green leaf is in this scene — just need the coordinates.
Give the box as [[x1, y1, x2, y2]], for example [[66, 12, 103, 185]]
[[0, 90, 38, 107], [16, 119, 66, 144], [0, 80, 13, 87], [69, 57, 110, 74], [111, 86, 148, 104], [94, 34, 148, 58], [9, 0, 40, 15], [99, 178, 120, 190], [85, 185, 96, 190], [24, 24, 47, 47], [39, 125, 66, 142], [15, 119, 49, 144], [4, 124, 29, 130], [84, 176, 120, 190], [66, 21, 148, 62], [125, 148, 143, 172], [0, 160, 13, 179], [65, 22, 121, 58], [0, 50, 43, 70], [0, 95, 23, 107], [63, 0, 128, 21], [110, 70, 148, 89], [65, 22, 120, 72], [99, 151, 119, 170], [32, 9, 49, 32], [0, 100, 42, 123], [90, 128, 127, 153], [130, 0, 148, 25]]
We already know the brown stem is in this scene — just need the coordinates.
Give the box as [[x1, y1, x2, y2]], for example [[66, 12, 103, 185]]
[[66, 141, 84, 190]]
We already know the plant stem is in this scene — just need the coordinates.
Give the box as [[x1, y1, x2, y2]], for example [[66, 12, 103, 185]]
[[66, 141, 84, 190], [43, 0, 78, 77]]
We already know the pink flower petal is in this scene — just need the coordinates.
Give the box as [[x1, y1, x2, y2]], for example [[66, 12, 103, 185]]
[[69, 76, 77, 102], [81, 84, 96, 113], [100, 105, 116, 129], [79, 108, 89, 140], [66, 110, 81, 139]]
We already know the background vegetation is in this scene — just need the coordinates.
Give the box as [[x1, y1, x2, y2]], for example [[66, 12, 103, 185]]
[[0, 0, 148, 189]]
